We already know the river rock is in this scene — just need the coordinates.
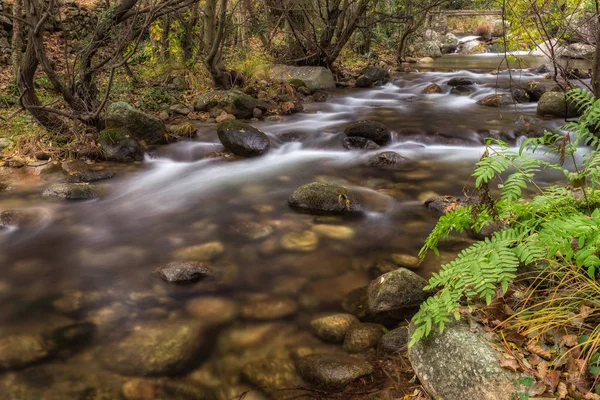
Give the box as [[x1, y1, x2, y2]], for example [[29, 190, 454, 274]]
[[98, 128, 144, 162], [408, 320, 529, 400], [512, 88, 530, 103], [367, 268, 429, 319], [422, 83, 442, 94], [561, 42, 595, 59], [0, 209, 39, 229], [342, 136, 380, 150], [169, 104, 191, 115], [344, 120, 391, 145], [413, 40, 442, 58], [0, 364, 123, 400], [62, 160, 115, 182], [391, 253, 420, 269], [98, 321, 205, 376], [266, 65, 336, 90], [288, 182, 361, 214], [477, 94, 514, 107], [341, 286, 370, 319], [366, 151, 411, 169], [185, 296, 239, 325], [172, 241, 224, 261], [0, 334, 55, 370], [42, 183, 99, 200], [343, 323, 384, 353], [522, 81, 546, 101], [155, 261, 213, 283], [312, 224, 355, 240], [105, 102, 166, 145], [424, 195, 470, 214], [450, 85, 475, 96], [533, 64, 551, 74], [241, 357, 304, 396], [280, 230, 319, 252], [193, 89, 269, 119], [355, 67, 391, 88], [444, 33, 459, 46], [312, 91, 328, 102], [514, 115, 547, 138], [295, 354, 373, 392], [241, 296, 298, 320], [377, 326, 409, 356], [217, 120, 270, 157], [310, 313, 359, 343], [228, 221, 273, 240], [537, 91, 581, 118], [447, 77, 475, 86]]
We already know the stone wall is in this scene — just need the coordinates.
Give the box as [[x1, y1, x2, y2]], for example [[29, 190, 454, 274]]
[[0, 0, 101, 65]]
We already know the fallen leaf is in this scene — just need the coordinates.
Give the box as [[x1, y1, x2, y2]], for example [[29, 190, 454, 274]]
[[536, 361, 549, 379], [499, 356, 519, 372], [560, 335, 578, 347], [584, 392, 600, 400], [504, 329, 528, 346], [557, 382, 568, 399], [543, 370, 561, 393], [528, 340, 552, 360], [580, 304, 593, 319]]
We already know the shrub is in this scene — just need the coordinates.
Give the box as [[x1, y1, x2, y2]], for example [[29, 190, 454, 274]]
[[475, 22, 492, 36]]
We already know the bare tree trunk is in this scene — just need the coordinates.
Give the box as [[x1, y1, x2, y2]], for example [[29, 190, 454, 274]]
[[592, 1, 600, 97], [160, 16, 171, 62], [11, 0, 23, 78], [182, 3, 199, 63]]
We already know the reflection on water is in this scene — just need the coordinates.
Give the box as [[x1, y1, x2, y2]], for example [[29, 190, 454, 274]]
[[0, 55, 591, 399]]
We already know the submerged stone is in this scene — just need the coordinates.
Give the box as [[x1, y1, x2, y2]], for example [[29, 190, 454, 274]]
[[280, 230, 319, 252], [241, 296, 298, 320], [172, 241, 224, 261], [0, 334, 55, 370], [288, 182, 361, 215], [42, 183, 99, 200], [295, 354, 373, 392], [344, 120, 391, 145], [98, 321, 205, 376], [155, 261, 213, 283], [366, 151, 411, 169], [343, 323, 385, 353]]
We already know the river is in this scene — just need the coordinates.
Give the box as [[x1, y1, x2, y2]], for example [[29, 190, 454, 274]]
[[0, 54, 590, 399]]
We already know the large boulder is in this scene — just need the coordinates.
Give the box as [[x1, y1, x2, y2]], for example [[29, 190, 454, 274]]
[[62, 160, 115, 182], [367, 268, 429, 319], [408, 321, 530, 400], [193, 89, 269, 119], [342, 136, 380, 150], [460, 40, 487, 54], [104, 102, 166, 145], [344, 120, 391, 145], [561, 42, 595, 59], [288, 182, 361, 215], [355, 67, 391, 88], [266, 65, 336, 90], [98, 128, 144, 162], [216, 120, 270, 157], [413, 41, 442, 58], [447, 77, 475, 86], [422, 83, 442, 94], [537, 91, 581, 118], [98, 321, 204, 376]]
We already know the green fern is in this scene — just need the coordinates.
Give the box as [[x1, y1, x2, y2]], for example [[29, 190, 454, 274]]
[[411, 89, 600, 346]]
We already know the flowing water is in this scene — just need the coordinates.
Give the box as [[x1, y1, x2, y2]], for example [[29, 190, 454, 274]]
[[0, 55, 591, 399]]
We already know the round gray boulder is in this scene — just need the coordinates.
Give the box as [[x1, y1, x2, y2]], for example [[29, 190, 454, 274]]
[[367, 268, 430, 319]]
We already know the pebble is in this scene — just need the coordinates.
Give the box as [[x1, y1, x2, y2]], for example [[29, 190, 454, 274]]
[[312, 224, 355, 240], [185, 296, 239, 325], [280, 230, 319, 252]]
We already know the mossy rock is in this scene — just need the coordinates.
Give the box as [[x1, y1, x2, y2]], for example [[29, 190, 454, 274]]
[[98, 128, 143, 163], [537, 91, 581, 118], [288, 182, 362, 215], [476, 94, 514, 107], [42, 183, 99, 200], [104, 102, 166, 145], [287, 78, 307, 89], [193, 89, 268, 119]]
